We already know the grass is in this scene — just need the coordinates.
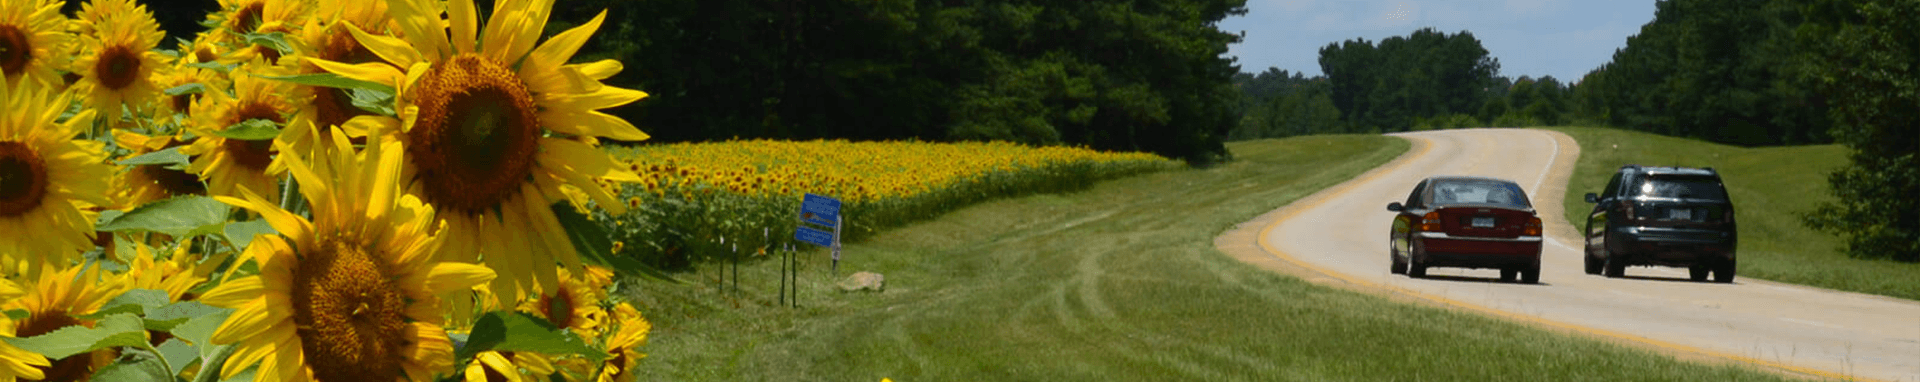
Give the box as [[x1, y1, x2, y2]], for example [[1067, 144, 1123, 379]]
[[1548, 126, 1920, 301], [622, 135, 1793, 381]]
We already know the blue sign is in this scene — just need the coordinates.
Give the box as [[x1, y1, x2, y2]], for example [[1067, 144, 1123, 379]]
[[794, 226, 835, 247], [800, 193, 841, 227]]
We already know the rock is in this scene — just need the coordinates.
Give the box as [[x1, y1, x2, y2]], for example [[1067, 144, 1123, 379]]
[[837, 271, 885, 293]]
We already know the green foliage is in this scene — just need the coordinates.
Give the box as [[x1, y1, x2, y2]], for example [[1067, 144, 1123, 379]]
[[1318, 28, 1499, 132], [211, 119, 282, 141], [557, 0, 1246, 163], [1410, 113, 1481, 131], [1573, 0, 1830, 145], [1797, 0, 1920, 262], [95, 195, 234, 239], [457, 311, 609, 363], [1229, 68, 1342, 139]]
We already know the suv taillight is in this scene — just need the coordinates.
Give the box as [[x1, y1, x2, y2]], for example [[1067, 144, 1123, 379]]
[[1524, 217, 1542, 236], [1420, 211, 1442, 231], [1619, 200, 1636, 221]]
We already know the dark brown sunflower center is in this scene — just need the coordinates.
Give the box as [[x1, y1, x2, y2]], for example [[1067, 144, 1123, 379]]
[[18, 311, 94, 382], [138, 164, 206, 196], [233, 2, 265, 34], [291, 235, 409, 382], [540, 290, 575, 329], [0, 25, 31, 77], [408, 53, 539, 214], [0, 141, 48, 217], [222, 102, 282, 170], [94, 45, 140, 90]]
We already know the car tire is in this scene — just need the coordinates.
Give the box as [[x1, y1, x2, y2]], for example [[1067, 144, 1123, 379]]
[[1603, 254, 1627, 278], [1584, 253, 1602, 275], [1500, 269, 1517, 282], [1390, 245, 1407, 275], [1522, 263, 1541, 284], [1713, 259, 1736, 283], [1689, 266, 1710, 282]]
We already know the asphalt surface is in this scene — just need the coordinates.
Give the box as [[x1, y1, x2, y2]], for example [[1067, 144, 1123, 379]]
[[1246, 129, 1920, 381]]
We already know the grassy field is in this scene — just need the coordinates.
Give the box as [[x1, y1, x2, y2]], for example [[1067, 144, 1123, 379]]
[[1548, 126, 1920, 301], [624, 135, 1791, 381]]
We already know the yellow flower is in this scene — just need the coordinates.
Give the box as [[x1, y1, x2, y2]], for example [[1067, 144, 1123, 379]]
[[0, 278, 46, 382], [121, 243, 213, 303], [69, 0, 164, 126], [210, 0, 310, 65], [515, 266, 606, 339], [463, 350, 556, 382], [594, 303, 649, 382], [284, 0, 390, 133], [0, 77, 107, 276], [198, 125, 495, 382], [5, 264, 129, 382], [181, 63, 294, 205], [312, 0, 648, 301], [0, 0, 69, 87], [110, 130, 206, 210]]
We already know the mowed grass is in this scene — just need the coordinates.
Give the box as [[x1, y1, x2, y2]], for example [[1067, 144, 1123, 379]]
[[1549, 126, 1920, 300], [625, 135, 1792, 381]]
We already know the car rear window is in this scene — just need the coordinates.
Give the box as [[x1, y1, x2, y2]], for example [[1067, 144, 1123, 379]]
[[1636, 175, 1729, 200], [1430, 181, 1531, 208]]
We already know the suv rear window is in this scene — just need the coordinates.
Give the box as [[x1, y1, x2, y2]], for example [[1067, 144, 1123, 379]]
[[1635, 175, 1728, 200]]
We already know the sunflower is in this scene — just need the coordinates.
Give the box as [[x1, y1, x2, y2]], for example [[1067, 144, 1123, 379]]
[[593, 302, 649, 382], [198, 126, 494, 382], [0, 77, 107, 276], [515, 266, 606, 339], [110, 130, 207, 210], [273, 0, 394, 159], [0, 278, 47, 382], [70, 0, 164, 127], [121, 243, 214, 303], [181, 63, 294, 204], [5, 264, 130, 382], [71, 0, 137, 34], [312, 0, 648, 301], [209, 0, 310, 65], [462, 350, 556, 382], [0, 0, 69, 87]]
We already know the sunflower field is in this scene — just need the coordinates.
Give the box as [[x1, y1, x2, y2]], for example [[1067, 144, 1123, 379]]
[[0, 0, 655, 380], [597, 140, 1178, 269]]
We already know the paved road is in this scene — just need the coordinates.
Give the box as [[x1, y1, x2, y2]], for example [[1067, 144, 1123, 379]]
[[1252, 129, 1920, 381]]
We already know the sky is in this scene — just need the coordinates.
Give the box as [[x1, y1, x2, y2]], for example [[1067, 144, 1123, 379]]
[[1218, 0, 1659, 82]]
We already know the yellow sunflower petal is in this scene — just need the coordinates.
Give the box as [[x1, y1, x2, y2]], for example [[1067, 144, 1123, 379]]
[[575, 59, 623, 80], [197, 276, 263, 307], [388, 0, 451, 60], [0, 343, 49, 380], [480, 0, 554, 64], [343, 22, 421, 69], [305, 57, 404, 89], [521, 10, 604, 74], [536, 85, 647, 112], [447, 0, 480, 54], [211, 299, 280, 345], [538, 109, 649, 142], [421, 263, 495, 296], [473, 352, 521, 382]]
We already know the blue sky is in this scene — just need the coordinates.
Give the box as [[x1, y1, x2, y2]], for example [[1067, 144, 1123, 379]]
[[1218, 0, 1659, 82]]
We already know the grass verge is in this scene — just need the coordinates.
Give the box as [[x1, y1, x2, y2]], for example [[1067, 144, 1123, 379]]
[[625, 135, 1793, 381], [1548, 126, 1920, 301]]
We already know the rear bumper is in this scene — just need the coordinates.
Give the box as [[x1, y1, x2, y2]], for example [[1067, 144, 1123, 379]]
[[1609, 227, 1736, 266], [1414, 232, 1542, 269]]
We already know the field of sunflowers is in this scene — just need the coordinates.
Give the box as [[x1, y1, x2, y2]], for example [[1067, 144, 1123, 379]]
[[0, 0, 1179, 380]]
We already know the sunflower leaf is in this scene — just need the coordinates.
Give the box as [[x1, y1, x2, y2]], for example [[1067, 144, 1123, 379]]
[[91, 355, 173, 382], [145, 301, 224, 332], [154, 338, 198, 378], [212, 119, 281, 141], [164, 83, 208, 96], [83, 289, 172, 320], [457, 311, 608, 363], [552, 202, 675, 282], [185, 61, 237, 73], [96, 195, 233, 238], [171, 309, 234, 362], [242, 32, 295, 56], [259, 73, 397, 94], [116, 146, 191, 170], [222, 219, 277, 250], [348, 88, 397, 116], [2, 313, 148, 359]]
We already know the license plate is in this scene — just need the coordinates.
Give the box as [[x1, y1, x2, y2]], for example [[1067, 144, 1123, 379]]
[[1668, 208, 1691, 220], [1471, 217, 1495, 228]]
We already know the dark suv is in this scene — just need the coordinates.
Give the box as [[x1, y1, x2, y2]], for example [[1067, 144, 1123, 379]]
[[1582, 165, 1737, 282]]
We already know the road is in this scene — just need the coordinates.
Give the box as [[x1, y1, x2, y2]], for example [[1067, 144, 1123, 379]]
[[1243, 129, 1920, 381]]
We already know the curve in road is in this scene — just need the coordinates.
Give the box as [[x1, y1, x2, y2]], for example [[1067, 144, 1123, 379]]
[[1227, 128, 1920, 382]]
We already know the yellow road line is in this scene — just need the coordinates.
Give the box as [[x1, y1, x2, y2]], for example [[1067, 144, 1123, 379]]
[[1254, 132, 1869, 382]]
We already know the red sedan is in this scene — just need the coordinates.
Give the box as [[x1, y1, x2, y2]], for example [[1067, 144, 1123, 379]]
[[1386, 176, 1544, 283]]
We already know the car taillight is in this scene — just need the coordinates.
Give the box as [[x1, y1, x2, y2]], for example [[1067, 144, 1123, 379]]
[[1420, 211, 1442, 231], [1620, 201, 1636, 221], [1524, 217, 1542, 236]]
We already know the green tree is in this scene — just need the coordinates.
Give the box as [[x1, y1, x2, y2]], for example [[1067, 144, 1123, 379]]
[[1318, 28, 1497, 132], [1798, 0, 1920, 262]]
